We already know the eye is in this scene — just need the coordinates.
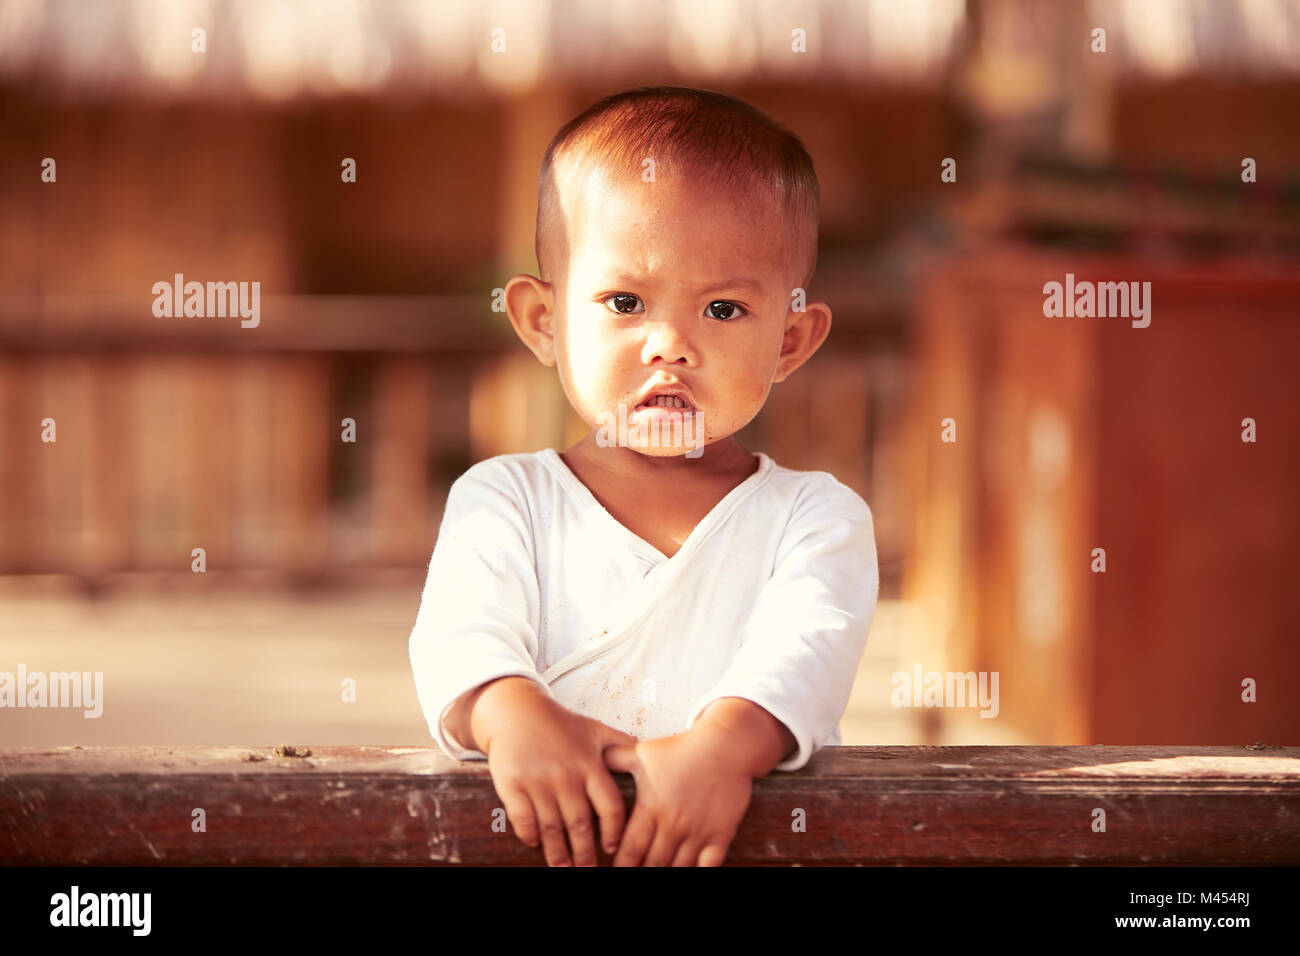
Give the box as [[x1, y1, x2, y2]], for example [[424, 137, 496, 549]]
[[705, 300, 748, 321], [602, 293, 644, 315]]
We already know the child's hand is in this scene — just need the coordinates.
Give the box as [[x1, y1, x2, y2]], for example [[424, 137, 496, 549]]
[[602, 730, 754, 866], [481, 689, 638, 867]]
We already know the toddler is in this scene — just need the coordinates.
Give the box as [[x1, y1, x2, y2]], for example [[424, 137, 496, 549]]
[[409, 86, 879, 867]]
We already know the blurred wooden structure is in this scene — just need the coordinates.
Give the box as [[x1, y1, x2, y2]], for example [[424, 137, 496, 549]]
[[0, 296, 905, 584], [0, 85, 913, 588], [907, 242, 1300, 746], [1, 26, 1297, 756], [0, 305, 500, 579], [3, 744, 1297, 865]]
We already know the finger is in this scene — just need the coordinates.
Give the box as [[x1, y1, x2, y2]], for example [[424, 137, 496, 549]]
[[643, 826, 680, 867], [585, 766, 629, 856], [554, 784, 599, 867], [670, 837, 704, 867], [602, 742, 638, 775], [612, 803, 655, 867], [698, 842, 730, 867], [532, 794, 573, 867], [604, 725, 638, 746], [496, 781, 540, 849]]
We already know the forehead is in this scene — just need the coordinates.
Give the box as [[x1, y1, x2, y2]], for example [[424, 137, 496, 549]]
[[563, 164, 794, 286]]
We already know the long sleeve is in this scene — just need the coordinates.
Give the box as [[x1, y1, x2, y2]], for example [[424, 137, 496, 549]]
[[685, 476, 879, 772], [408, 464, 554, 761]]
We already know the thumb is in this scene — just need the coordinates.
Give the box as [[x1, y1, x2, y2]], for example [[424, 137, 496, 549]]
[[602, 742, 638, 774], [605, 725, 638, 746]]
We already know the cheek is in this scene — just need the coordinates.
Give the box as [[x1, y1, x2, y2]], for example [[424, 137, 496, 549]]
[[555, 314, 591, 375], [562, 309, 616, 367], [558, 330, 624, 406], [736, 378, 771, 415], [721, 347, 775, 406]]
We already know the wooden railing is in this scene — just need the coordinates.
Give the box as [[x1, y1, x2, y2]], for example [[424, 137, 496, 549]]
[[2, 745, 1297, 865]]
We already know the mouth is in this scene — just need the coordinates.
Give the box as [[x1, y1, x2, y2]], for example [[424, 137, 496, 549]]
[[634, 394, 696, 412], [632, 380, 698, 412]]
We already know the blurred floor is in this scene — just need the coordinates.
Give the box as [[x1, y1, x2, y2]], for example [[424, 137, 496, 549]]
[[844, 598, 1032, 747], [0, 577, 1025, 749]]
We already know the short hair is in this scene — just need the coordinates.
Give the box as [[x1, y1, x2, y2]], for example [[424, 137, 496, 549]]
[[535, 86, 821, 292]]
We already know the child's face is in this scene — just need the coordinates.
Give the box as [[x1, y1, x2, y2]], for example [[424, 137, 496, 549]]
[[546, 167, 810, 458]]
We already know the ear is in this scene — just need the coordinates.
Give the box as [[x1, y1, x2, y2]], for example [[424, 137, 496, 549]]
[[504, 273, 557, 367], [772, 299, 831, 383]]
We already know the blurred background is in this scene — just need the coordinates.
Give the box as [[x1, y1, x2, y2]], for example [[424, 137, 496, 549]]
[[1, 0, 1297, 750]]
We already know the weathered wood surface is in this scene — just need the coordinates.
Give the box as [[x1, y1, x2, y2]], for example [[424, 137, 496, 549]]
[[2, 745, 1297, 865]]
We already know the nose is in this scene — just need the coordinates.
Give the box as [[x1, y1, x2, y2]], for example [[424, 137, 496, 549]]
[[639, 314, 696, 366]]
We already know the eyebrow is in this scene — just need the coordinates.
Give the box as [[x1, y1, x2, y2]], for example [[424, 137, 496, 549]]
[[606, 273, 764, 294]]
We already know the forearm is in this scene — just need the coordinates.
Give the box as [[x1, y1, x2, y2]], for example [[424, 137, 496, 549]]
[[445, 675, 549, 754], [689, 697, 798, 778]]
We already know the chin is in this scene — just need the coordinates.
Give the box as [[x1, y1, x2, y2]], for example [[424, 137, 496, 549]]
[[590, 405, 709, 457], [631, 443, 698, 457]]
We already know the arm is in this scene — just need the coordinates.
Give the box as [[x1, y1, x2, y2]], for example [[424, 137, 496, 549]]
[[409, 465, 636, 865], [689, 696, 798, 778], [685, 478, 879, 772], [605, 479, 879, 865], [408, 467, 550, 760], [443, 675, 549, 755]]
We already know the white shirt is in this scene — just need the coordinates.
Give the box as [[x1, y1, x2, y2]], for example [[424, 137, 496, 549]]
[[408, 448, 879, 772]]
